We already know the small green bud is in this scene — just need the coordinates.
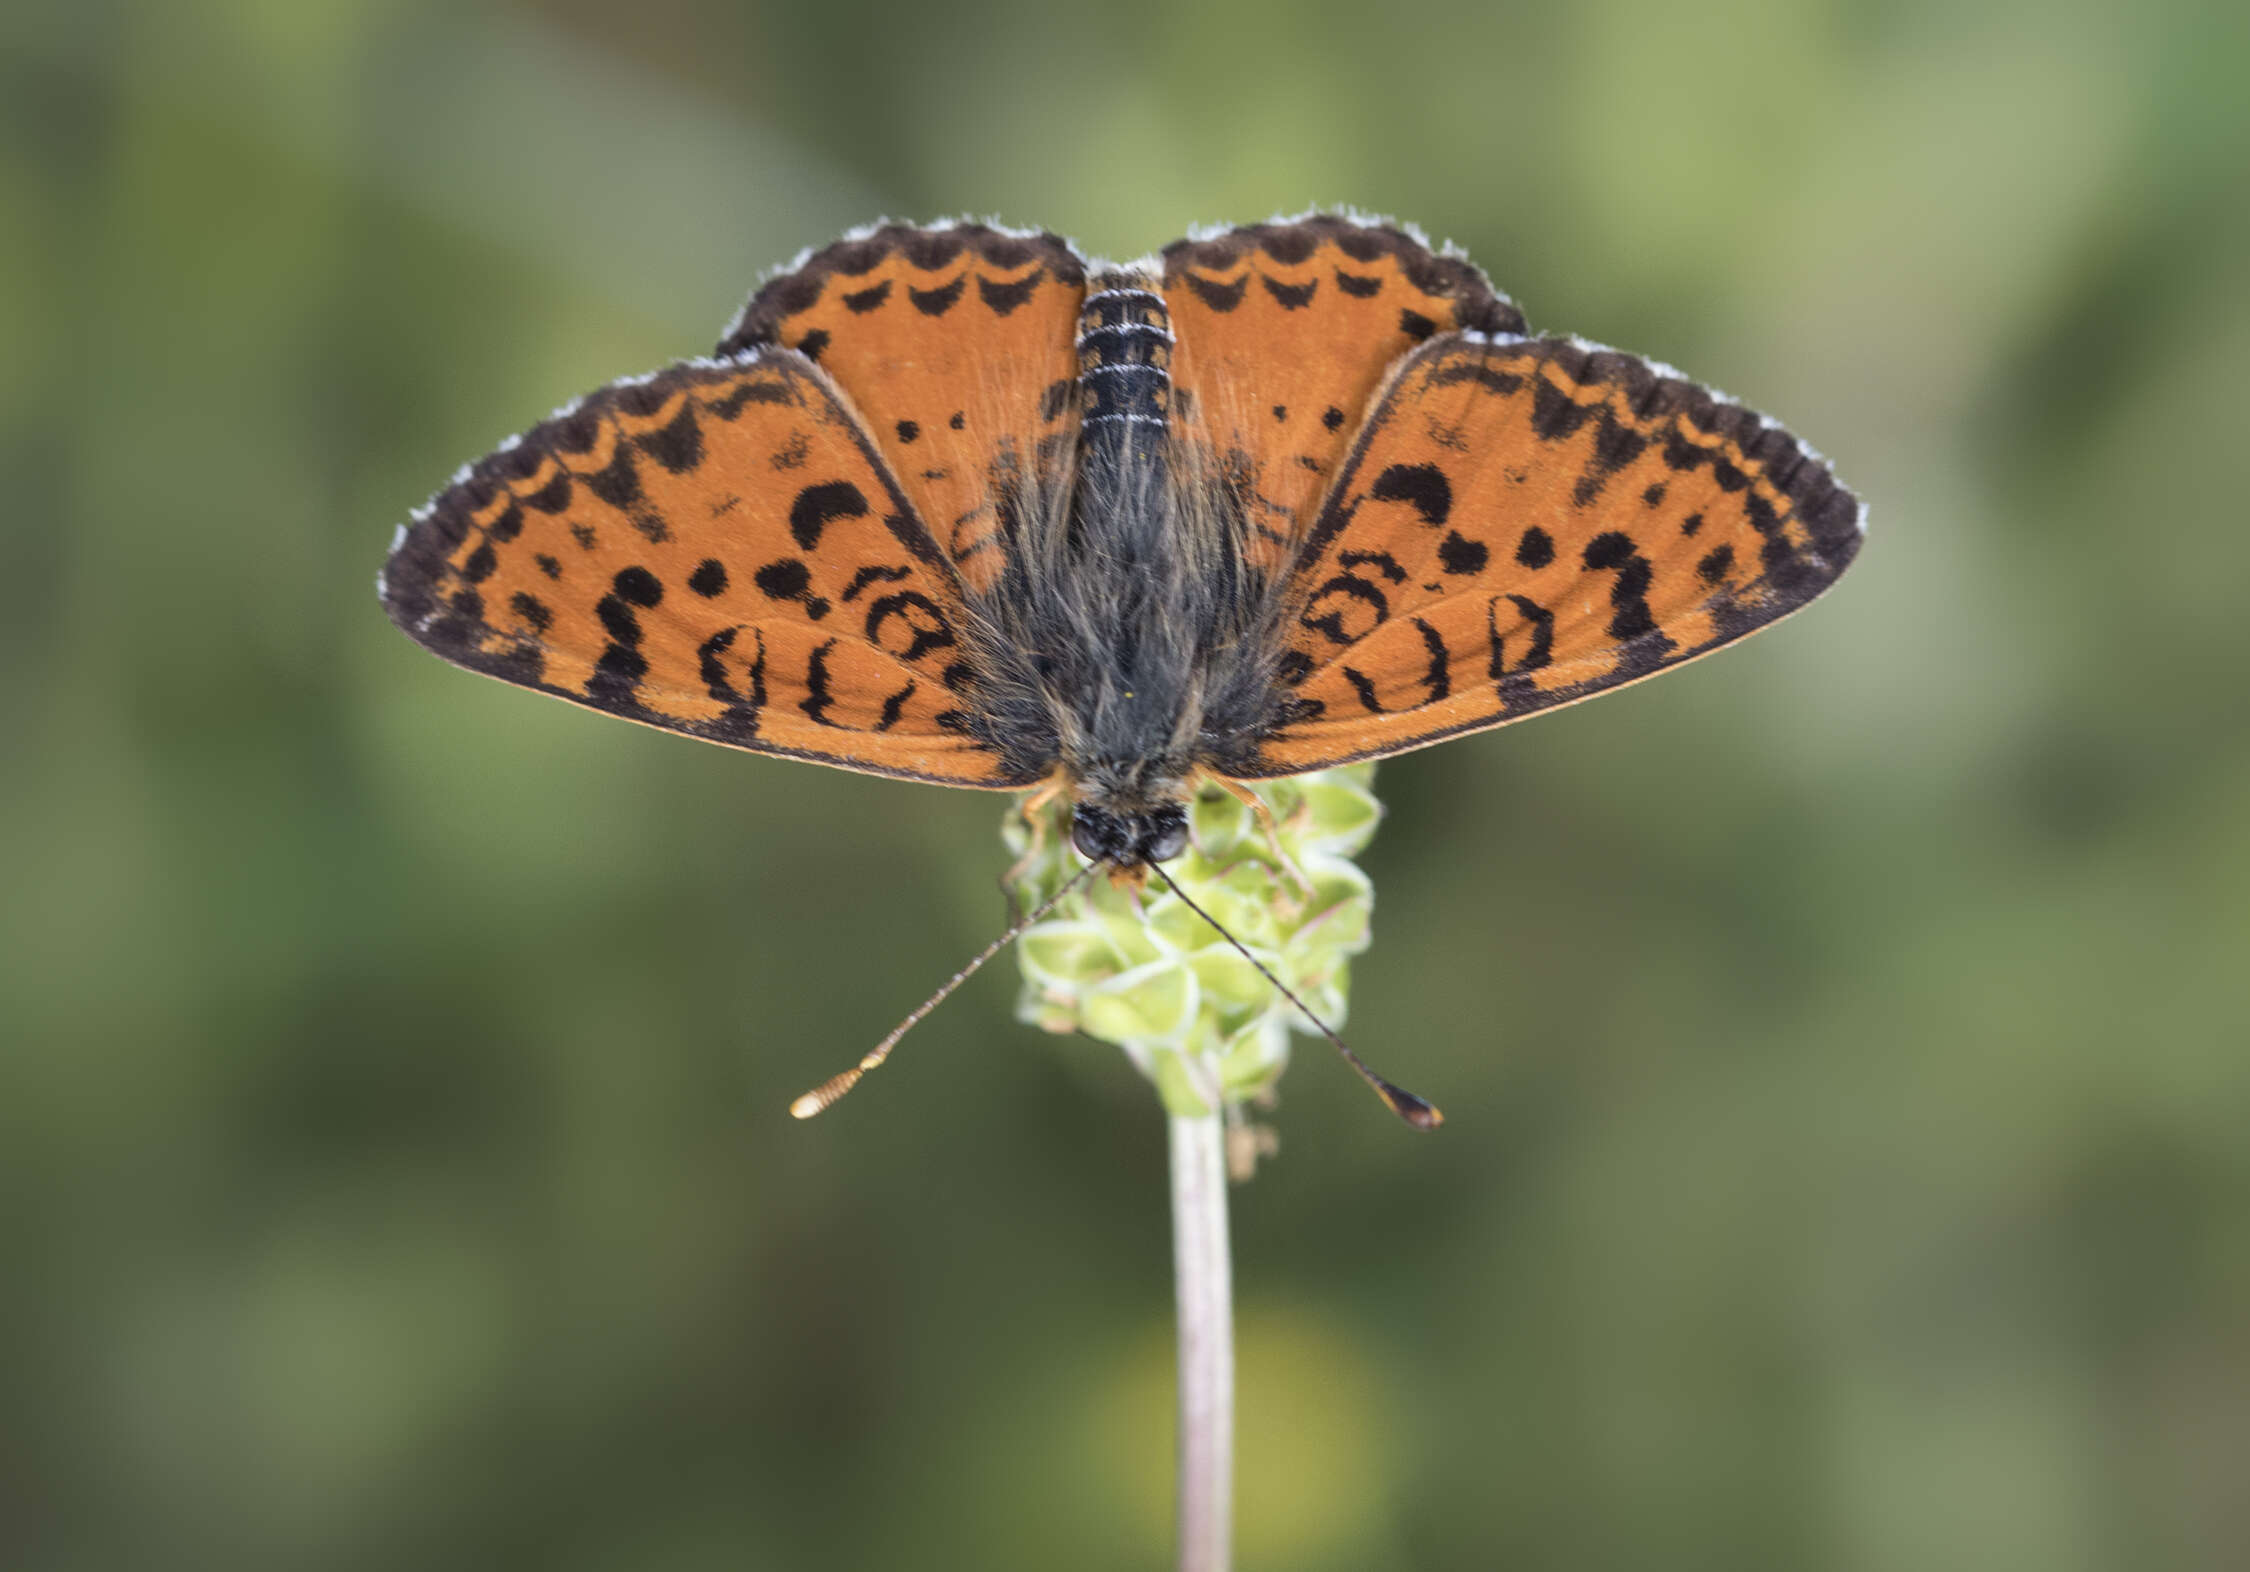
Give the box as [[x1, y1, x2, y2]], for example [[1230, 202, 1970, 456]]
[[1002, 768, 1382, 1127]]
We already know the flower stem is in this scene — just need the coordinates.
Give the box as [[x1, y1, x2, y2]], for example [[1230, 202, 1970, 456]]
[[1170, 1110, 1233, 1572]]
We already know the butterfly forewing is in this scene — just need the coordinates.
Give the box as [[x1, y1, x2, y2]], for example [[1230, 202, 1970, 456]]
[[381, 351, 1035, 787], [721, 224, 1087, 596], [1162, 217, 1524, 572], [1238, 332, 1864, 776]]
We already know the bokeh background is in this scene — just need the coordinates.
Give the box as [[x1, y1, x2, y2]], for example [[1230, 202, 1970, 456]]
[[6, 1, 2248, 1568]]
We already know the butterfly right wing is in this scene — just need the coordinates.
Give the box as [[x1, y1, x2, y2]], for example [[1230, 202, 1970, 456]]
[[1162, 215, 1524, 572], [380, 351, 1045, 787]]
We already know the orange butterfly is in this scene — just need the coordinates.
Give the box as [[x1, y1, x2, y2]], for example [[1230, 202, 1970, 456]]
[[381, 214, 1863, 1120]]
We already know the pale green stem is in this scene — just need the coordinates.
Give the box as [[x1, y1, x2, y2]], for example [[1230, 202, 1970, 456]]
[[1170, 1109, 1233, 1572]]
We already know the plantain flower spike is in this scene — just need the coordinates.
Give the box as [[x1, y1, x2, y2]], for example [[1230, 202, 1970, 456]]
[[1003, 766, 1386, 1169]]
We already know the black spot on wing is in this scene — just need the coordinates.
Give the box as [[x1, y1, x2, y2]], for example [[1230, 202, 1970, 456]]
[[1486, 593, 1553, 677], [1341, 667, 1384, 713], [509, 592, 551, 633], [800, 640, 841, 725], [977, 269, 1044, 314], [795, 328, 830, 363], [524, 473, 572, 513], [1429, 359, 1524, 395], [612, 566, 663, 607], [1582, 531, 1663, 644], [688, 558, 728, 597], [1261, 275, 1316, 309], [595, 596, 641, 646], [707, 376, 793, 420], [875, 682, 916, 731], [1399, 309, 1437, 340], [1368, 463, 1452, 526], [1413, 618, 1451, 703], [1302, 574, 1389, 645], [1334, 269, 1381, 297], [1697, 544, 1735, 584], [841, 280, 891, 313], [587, 642, 647, 706], [1180, 272, 1247, 312], [753, 557, 830, 621], [788, 480, 870, 550], [864, 591, 954, 664], [1530, 378, 1594, 441], [1661, 429, 1710, 473], [895, 419, 919, 444], [1437, 532, 1489, 575], [1571, 413, 1651, 506], [908, 276, 966, 316], [696, 626, 744, 705], [755, 558, 808, 599], [1322, 406, 1345, 430], [582, 444, 642, 509], [1338, 549, 1407, 584], [635, 404, 704, 474], [839, 563, 914, 602]]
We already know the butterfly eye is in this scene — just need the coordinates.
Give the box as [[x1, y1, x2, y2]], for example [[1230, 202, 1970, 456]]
[[1141, 808, 1190, 864], [1071, 807, 1129, 863]]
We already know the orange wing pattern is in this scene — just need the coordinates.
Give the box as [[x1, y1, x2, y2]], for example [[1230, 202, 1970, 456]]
[[1162, 216, 1524, 570], [1240, 333, 1864, 776], [380, 351, 1039, 787], [721, 223, 1086, 594]]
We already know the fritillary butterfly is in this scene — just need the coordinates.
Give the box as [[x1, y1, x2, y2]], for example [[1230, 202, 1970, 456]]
[[380, 214, 1864, 1117]]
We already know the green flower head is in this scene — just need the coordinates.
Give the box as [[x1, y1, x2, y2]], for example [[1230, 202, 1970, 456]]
[[1003, 767, 1394, 1127]]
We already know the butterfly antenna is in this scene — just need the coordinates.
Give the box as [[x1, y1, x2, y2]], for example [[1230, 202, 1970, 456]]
[[790, 860, 1102, 1120], [1152, 868, 1444, 1130]]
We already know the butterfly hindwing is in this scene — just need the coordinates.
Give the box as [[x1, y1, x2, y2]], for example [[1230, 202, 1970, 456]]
[[1162, 216, 1525, 571], [722, 223, 1087, 596], [380, 351, 1037, 787], [1239, 333, 1865, 776]]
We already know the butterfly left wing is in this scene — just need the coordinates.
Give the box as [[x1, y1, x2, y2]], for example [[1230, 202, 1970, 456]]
[[720, 222, 1087, 596], [381, 351, 1040, 787], [1237, 333, 1864, 776]]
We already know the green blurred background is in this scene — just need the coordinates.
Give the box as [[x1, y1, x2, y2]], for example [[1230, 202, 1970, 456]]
[[6, 1, 2248, 1567]]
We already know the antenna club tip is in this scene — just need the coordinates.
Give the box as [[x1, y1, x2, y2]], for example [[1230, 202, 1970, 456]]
[[788, 1093, 826, 1120], [1383, 1088, 1445, 1130]]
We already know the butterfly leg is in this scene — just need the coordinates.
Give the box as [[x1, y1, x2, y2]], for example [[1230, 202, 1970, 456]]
[[1001, 775, 1068, 898], [1199, 770, 1316, 897]]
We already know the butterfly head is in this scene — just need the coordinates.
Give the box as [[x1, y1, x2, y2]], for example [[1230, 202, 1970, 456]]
[[1068, 801, 1189, 870]]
